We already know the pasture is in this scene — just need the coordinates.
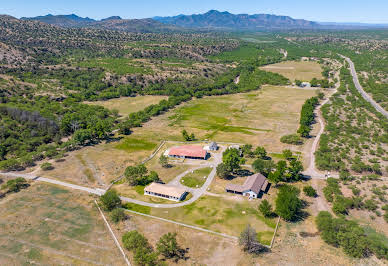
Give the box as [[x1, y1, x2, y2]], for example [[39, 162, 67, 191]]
[[0, 183, 124, 265], [85, 95, 167, 118], [260, 60, 323, 81]]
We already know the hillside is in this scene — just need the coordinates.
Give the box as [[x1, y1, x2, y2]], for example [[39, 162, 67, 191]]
[[21, 13, 183, 33], [154, 10, 318, 30]]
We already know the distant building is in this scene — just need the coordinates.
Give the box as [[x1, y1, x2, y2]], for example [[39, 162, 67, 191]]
[[300, 82, 311, 88], [168, 145, 208, 160], [225, 173, 269, 199], [144, 182, 187, 201]]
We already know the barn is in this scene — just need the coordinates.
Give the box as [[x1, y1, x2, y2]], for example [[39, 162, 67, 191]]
[[168, 145, 208, 160]]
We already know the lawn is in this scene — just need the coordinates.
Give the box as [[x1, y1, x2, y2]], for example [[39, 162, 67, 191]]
[[181, 167, 212, 188], [77, 57, 153, 75], [147, 195, 277, 245], [260, 60, 323, 81], [0, 183, 124, 265], [84, 95, 167, 118]]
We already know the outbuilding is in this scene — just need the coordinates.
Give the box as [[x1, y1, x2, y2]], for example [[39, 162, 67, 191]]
[[144, 183, 187, 201], [225, 173, 269, 199], [168, 145, 208, 160]]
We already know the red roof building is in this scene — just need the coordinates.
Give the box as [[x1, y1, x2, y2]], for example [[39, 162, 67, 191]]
[[168, 145, 208, 160]]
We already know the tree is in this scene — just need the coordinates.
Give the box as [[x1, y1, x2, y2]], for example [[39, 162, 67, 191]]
[[159, 155, 169, 168], [252, 159, 274, 177], [182, 129, 195, 141], [222, 148, 244, 173], [282, 149, 293, 161], [216, 163, 230, 179], [157, 232, 180, 259], [303, 186, 317, 197], [298, 124, 311, 138], [280, 134, 303, 145], [254, 146, 267, 159], [275, 185, 302, 221], [99, 190, 121, 211], [295, 80, 302, 86], [259, 199, 273, 217], [134, 247, 159, 266], [110, 208, 126, 223], [125, 164, 148, 185], [287, 160, 304, 181], [0, 144, 6, 160], [239, 224, 267, 254], [241, 144, 254, 158], [122, 230, 150, 251]]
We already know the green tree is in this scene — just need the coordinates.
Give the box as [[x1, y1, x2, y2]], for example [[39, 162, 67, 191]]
[[125, 164, 148, 186], [73, 129, 92, 145], [41, 162, 53, 171], [159, 155, 169, 168], [282, 149, 293, 160], [122, 230, 149, 251], [295, 80, 302, 86], [252, 159, 274, 177], [254, 146, 267, 159], [157, 232, 180, 259], [222, 148, 244, 173], [3, 177, 27, 193], [297, 124, 311, 138], [216, 163, 230, 179], [134, 247, 159, 266], [275, 185, 302, 221], [258, 199, 273, 217], [99, 190, 121, 211], [287, 160, 304, 181], [110, 208, 126, 223]]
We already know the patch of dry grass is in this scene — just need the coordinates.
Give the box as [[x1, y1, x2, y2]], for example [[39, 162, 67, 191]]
[[260, 60, 323, 81]]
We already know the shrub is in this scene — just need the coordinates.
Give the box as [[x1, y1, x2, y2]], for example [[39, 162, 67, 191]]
[[2, 177, 28, 193], [157, 232, 181, 259], [280, 134, 303, 145], [303, 186, 317, 197], [109, 208, 126, 223], [122, 230, 150, 251], [40, 162, 53, 171]]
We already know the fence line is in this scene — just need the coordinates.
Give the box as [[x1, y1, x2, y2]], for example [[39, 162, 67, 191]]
[[270, 216, 281, 248], [95, 201, 131, 266]]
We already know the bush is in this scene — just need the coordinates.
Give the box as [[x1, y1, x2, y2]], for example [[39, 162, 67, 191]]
[[280, 134, 303, 145], [258, 199, 273, 217], [40, 162, 53, 171], [157, 232, 181, 259], [303, 186, 317, 197], [2, 177, 28, 193], [109, 208, 126, 223], [99, 190, 121, 211], [122, 230, 150, 251]]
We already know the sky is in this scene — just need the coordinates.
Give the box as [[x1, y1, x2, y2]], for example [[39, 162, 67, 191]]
[[1, 0, 388, 24]]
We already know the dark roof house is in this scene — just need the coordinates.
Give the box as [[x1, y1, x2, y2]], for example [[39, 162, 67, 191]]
[[225, 173, 269, 198]]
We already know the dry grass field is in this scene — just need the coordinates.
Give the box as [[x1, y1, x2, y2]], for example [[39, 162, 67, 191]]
[[260, 60, 323, 81], [84, 95, 167, 118], [0, 183, 125, 265]]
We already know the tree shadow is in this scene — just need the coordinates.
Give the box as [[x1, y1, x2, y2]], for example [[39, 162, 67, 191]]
[[105, 136, 123, 144], [235, 169, 254, 177]]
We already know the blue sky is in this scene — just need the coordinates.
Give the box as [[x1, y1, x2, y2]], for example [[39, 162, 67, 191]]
[[1, 0, 387, 23]]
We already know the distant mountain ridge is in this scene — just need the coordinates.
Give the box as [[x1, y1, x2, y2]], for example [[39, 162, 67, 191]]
[[21, 14, 182, 33], [153, 10, 318, 30]]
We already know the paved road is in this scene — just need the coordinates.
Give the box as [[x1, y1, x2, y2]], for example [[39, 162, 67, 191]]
[[340, 55, 388, 119]]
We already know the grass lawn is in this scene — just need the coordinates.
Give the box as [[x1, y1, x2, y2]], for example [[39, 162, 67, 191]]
[[78, 57, 153, 75], [0, 183, 124, 265], [145, 195, 277, 245], [84, 95, 167, 118], [260, 60, 323, 81], [181, 167, 212, 188], [115, 137, 158, 153]]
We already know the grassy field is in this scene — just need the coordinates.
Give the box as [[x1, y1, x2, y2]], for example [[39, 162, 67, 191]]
[[181, 167, 212, 188], [78, 57, 153, 75], [260, 60, 323, 81], [0, 183, 124, 265], [125, 195, 278, 245], [84, 95, 167, 118]]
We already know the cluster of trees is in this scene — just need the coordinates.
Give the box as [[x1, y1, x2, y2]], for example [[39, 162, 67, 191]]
[[122, 230, 185, 265], [316, 67, 387, 175], [124, 164, 160, 186], [310, 78, 335, 88], [216, 148, 245, 179], [297, 96, 319, 137], [275, 184, 303, 221], [1, 177, 28, 194], [252, 149, 304, 185], [316, 211, 388, 259], [280, 134, 304, 145]]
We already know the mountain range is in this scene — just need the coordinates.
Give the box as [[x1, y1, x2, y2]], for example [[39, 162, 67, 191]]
[[19, 10, 388, 32]]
